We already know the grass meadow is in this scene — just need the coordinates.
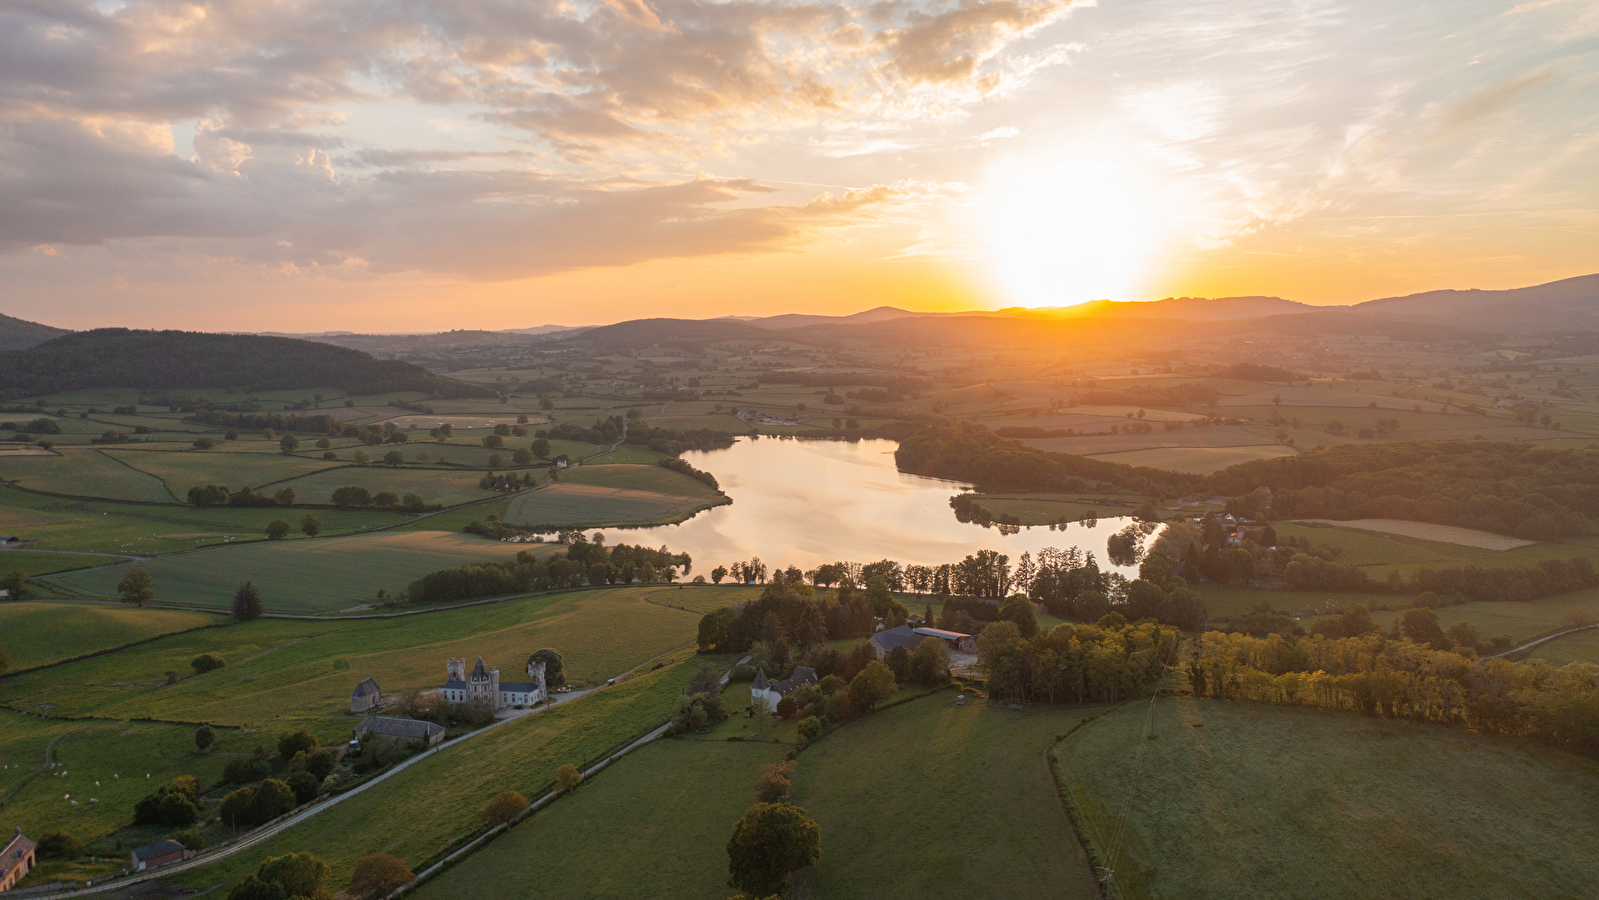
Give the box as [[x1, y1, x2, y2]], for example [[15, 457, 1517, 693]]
[[1, 449, 175, 502], [410, 738, 789, 900], [43, 530, 530, 612], [0, 586, 725, 739], [171, 658, 706, 894], [506, 464, 727, 527], [0, 487, 402, 555], [263, 467, 494, 507], [0, 710, 249, 846], [788, 694, 1101, 900], [1056, 698, 1599, 900], [0, 549, 126, 577], [102, 448, 341, 495], [0, 602, 219, 671], [1089, 444, 1294, 473], [1364, 588, 1599, 645], [1526, 627, 1599, 665]]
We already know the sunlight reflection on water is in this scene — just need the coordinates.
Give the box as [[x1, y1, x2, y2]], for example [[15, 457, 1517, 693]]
[[603, 438, 1156, 574]]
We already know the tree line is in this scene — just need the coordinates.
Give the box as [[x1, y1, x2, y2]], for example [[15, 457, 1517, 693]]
[[1187, 625, 1599, 759], [404, 535, 689, 603], [977, 616, 1179, 704]]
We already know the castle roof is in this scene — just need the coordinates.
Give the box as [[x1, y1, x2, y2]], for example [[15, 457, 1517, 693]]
[[751, 668, 770, 691], [471, 657, 489, 680], [771, 666, 818, 697]]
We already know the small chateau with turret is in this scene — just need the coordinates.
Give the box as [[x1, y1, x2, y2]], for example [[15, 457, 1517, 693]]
[[441, 656, 546, 709]]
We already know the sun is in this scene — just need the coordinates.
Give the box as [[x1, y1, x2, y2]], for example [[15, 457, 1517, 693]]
[[978, 150, 1154, 308]]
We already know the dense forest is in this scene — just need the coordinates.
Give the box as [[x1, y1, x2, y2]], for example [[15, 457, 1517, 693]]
[[0, 329, 494, 398], [1214, 440, 1599, 538], [405, 536, 687, 603]]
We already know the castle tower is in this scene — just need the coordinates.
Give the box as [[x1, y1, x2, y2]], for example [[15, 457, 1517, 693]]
[[447, 658, 465, 682]]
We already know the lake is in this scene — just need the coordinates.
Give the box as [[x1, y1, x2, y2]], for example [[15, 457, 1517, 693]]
[[605, 438, 1154, 576]]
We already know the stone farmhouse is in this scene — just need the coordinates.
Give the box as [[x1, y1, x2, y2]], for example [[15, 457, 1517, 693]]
[[440, 657, 546, 710], [130, 839, 191, 872], [349, 676, 382, 713], [870, 624, 976, 658], [1, 828, 35, 892], [751, 666, 819, 709], [354, 715, 446, 748]]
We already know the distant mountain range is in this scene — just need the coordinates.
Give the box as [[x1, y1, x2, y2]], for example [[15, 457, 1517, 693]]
[[1, 275, 1595, 355]]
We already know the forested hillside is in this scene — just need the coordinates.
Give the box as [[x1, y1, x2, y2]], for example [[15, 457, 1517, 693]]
[[0, 329, 494, 398], [0, 311, 69, 351], [1215, 441, 1599, 539]]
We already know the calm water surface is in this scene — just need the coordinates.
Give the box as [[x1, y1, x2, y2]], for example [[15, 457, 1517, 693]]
[[607, 438, 1152, 575]]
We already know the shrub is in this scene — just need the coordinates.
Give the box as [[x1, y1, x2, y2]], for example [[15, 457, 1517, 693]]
[[250, 779, 296, 822], [195, 724, 217, 752], [286, 770, 321, 805], [303, 748, 336, 782], [481, 790, 529, 827], [224, 755, 270, 785], [348, 853, 413, 900], [278, 729, 318, 759], [191, 653, 225, 674], [36, 832, 84, 859], [797, 716, 824, 742]]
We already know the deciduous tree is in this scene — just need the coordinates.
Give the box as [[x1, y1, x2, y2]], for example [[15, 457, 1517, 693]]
[[348, 853, 412, 900], [481, 790, 529, 827], [265, 519, 291, 540], [726, 802, 821, 896], [555, 764, 583, 793], [117, 567, 155, 606]]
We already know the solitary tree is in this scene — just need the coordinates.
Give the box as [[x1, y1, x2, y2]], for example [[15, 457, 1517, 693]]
[[195, 724, 217, 753], [753, 760, 795, 803], [274, 487, 296, 507], [301, 514, 322, 537], [117, 567, 155, 607], [232, 582, 264, 620], [265, 520, 291, 540], [279, 434, 299, 455], [1, 569, 28, 600], [480, 790, 529, 827], [554, 764, 583, 794], [726, 802, 821, 896], [530, 438, 551, 458], [347, 853, 412, 900], [846, 660, 896, 713], [353, 449, 371, 466], [383, 451, 404, 467]]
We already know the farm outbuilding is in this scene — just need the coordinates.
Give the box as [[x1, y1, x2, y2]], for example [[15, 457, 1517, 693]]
[[2, 828, 36, 892], [350, 675, 382, 713], [130, 839, 190, 872]]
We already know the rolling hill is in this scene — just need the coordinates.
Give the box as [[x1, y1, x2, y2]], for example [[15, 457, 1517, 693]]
[[0, 312, 69, 352], [0, 329, 496, 399]]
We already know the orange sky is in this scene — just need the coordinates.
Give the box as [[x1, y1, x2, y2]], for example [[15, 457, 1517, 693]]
[[1, 0, 1594, 331]]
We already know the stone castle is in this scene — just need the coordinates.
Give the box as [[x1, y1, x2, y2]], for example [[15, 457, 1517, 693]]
[[441, 656, 546, 710]]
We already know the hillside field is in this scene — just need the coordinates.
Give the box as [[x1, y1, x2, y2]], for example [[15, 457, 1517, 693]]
[[0, 602, 220, 671], [1056, 698, 1599, 900], [42, 530, 538, 613], [170, 658, 708, 894], [410, 738, 789, 900], [0, 586, 741, 738], [789, 694, 1100, 900]]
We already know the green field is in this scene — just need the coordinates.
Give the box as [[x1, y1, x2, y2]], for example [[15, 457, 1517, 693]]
[[43, 530, 535, 613], [0, 602, 220, 671], [1366, 588, 1599, 644], [0, 710, 250, 845], [506, 464, 728, 527], [265, 467, 495, 507], [0, 549, 126, 577], [1089, 445, 1294, 474], [103, 448, 340, 495], [0, 488, 403, 555], [789, 694, 1100, 899], [965, 492, 1148, 526], [1056, 698, 1599, 900], [172, 659, 706, 894], [0, 586, 739, 737], [1526, 627, 1599, 665], [411, 738, 788, 900], [1, 448, 175, 502]]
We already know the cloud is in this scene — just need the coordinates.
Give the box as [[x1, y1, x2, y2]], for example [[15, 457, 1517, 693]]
[[877, 0, 1082, 87]]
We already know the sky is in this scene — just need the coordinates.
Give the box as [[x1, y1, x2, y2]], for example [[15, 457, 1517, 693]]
[[1, 0, 1595, 331]]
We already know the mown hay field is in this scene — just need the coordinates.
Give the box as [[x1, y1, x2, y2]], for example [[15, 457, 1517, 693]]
[[0, 711, 249, 845], [0, 488, 402, 556], [0, 448, 174, 502], [0, 586, 722, 735], [506, 464, 726, 527], [1018, 425, 1269, 456], [102, 448, 340, 495], [1291, 518, 1532, 551], [0, 602, 219, 671], [789, 694, 1100, 900], [1056, 698, 1599, 900], [1089, 445, 1295, 474], [171, 659, 706, 894], [412, 738, 787, 900], [44, 530, 530, 613]]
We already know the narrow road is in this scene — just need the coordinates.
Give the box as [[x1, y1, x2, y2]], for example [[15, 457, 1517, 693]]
[[1486, 622, 1599, 658]]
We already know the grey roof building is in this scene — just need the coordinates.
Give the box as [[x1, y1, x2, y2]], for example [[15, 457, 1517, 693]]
[[350, 675, 382, 713], [354, 715, 446, 747], [130, 839, 190, 872]]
